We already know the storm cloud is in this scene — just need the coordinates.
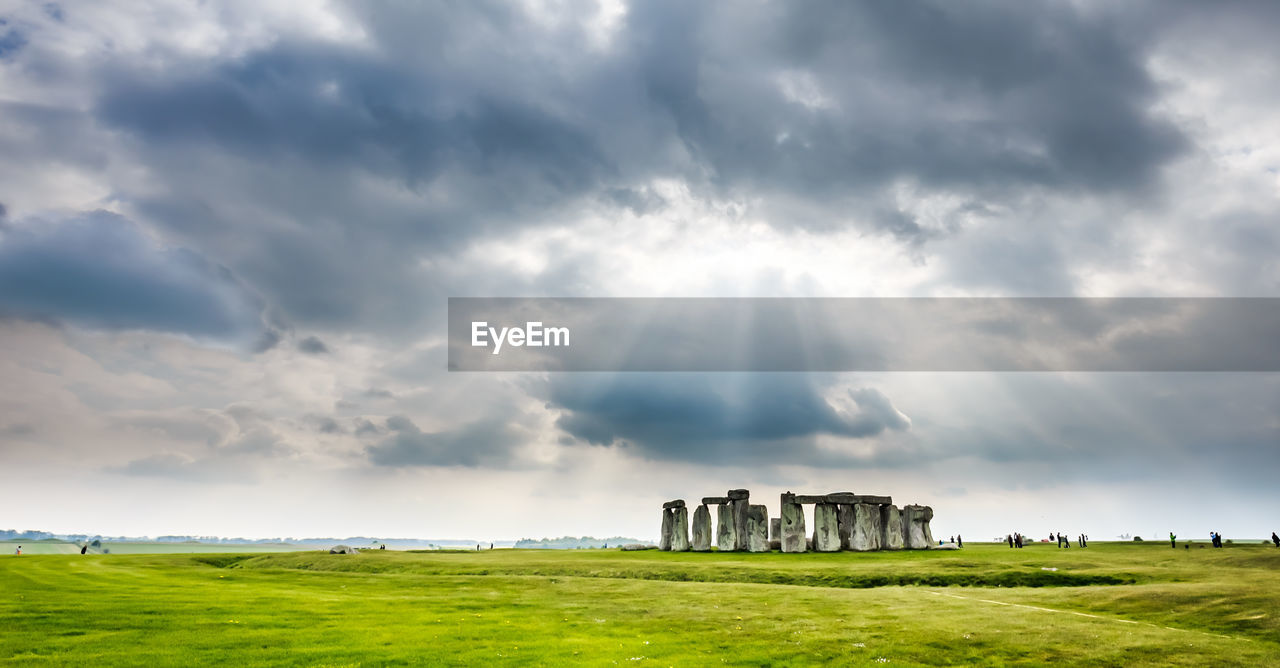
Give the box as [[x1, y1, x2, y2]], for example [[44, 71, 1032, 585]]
[[0, 211, 265, 342]]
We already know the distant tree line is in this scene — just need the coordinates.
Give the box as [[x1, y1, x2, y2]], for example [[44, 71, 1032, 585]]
[[514, 536, 642, 549]]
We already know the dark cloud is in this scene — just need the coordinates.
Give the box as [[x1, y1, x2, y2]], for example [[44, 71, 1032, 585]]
[[0, 25, 26, 59], [0, 211, 266, 342], [547, 374, 910, 465], [47, 0, 1194, 335], [297, 335, 329, 355], [310, 416, 345, 435], [365, 415, 525, 468], [353, 418, 381, 437]]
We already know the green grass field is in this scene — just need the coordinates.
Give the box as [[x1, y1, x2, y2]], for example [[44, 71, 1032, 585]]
[[3, 542, 1278, 665]]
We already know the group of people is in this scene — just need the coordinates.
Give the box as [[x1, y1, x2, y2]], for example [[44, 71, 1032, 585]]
[[1209, 531, 1224, 548], [946, 535, 963, 547], [1005, 533, 1026, 548], [1054, 532, 1087, 548]]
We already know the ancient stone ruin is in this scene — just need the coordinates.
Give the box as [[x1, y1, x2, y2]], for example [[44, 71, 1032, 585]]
[[659, 490, 934, 553]]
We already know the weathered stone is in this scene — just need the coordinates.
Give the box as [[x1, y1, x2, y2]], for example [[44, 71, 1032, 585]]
[[903, 504, 934, 550], [793, 494, 828, 504], [727, 489, 750, 500], [880, 504, 904, 550], [837, 504, 855, 549], [329, 545, 356, 554], [662, 499, 686, 509], [770, 517, 781, 541], [781, 497, 806, 553], [659, 507, 674, 551], [620, 543, 658, 551], [851, 503, 882, 551], [746, 504, 770, 552], [691, 504, 712, 551], [701, 496, 730, 505], [768, 539, 781, 551], [671, 506, 690, 551], [731, 497, 750, 551], [717, 502, 737, 551], [812, 502, 841, 552], [827, 493, 893, 505]]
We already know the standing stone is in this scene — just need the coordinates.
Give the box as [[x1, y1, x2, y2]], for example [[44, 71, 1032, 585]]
[[851, 503, 882, 551], [903, 504, 934, 549], [716, 503, 737, 551], [728, 489, 750, 552], [659, 508, 674, 551], [770, 518, 781, 541], [781, 493, 806, 553], [691, 504, 712, 551], [671, 506, 690, 552], [837, 504, 855, 550], [881, 504, 904, 550], [812, 502, 841, 552], [746, 505, 770, 552]]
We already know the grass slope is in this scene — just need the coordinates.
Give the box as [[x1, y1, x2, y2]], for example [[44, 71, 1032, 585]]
[[2, 542, 1278, 666]]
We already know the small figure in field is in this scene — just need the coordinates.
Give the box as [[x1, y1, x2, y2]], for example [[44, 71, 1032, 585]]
[[489, 543, 494, 550], [14, 546, 20, 555], [1007, 534, 1013, 548], [380, 544, 385, 550], [1272, 532, 1279, 548], [81, 544, 87, 554], [957, 534, 963, 548], [1170, 532, 1177, 548], [949, 536, 954, 544]]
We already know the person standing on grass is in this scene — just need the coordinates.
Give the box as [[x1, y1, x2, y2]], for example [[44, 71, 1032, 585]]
[[81, 544, 87, 554], [1271, 532, 1279, 547], [1170, 532, 1176, 549], [957, 535, 963, 548], [14, 546, 19, 555]]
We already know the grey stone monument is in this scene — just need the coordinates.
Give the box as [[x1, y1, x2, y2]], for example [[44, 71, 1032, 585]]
[[659, 508, 673, 551], [902, 504, 934, 549], [770, 517, 781, 541], [851, 503, 882, 551], [691, 504, 712, 551], [880, 504, 904, 550], [671, 506, 690, 552], [728, 489, 750, 552], [837, 503, 855, 550], [716, 502, 737, 551], [812, 502, 841, 552], [746, 504, 770, 552], [780, 492, 806, 553]]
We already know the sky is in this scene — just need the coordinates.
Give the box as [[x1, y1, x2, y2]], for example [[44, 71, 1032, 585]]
[[0, 0, 1277, 543]]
